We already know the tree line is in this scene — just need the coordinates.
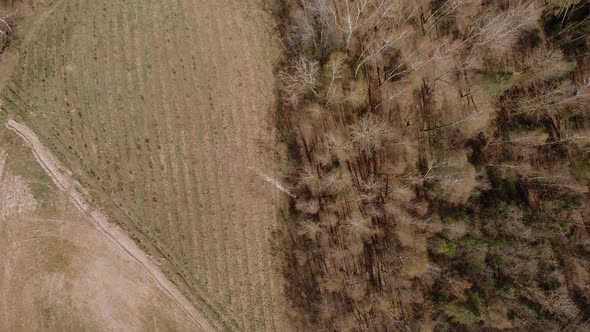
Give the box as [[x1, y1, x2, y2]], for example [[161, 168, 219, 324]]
[[272, 0, 590, 331]]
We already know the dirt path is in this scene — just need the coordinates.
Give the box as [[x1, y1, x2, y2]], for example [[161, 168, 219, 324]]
[[0, 149, 5, 179], [5, 119, 216, 332]]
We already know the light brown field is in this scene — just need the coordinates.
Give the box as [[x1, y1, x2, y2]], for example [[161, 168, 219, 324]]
[[0, 128, 200, 331], [6, 119, 216, 331], [1, 0, 289, 330]]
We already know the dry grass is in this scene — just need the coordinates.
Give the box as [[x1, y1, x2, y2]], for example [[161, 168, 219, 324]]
[[0, 0, 289, 330]]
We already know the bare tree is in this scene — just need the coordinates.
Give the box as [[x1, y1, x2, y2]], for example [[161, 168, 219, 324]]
[[299, 220, 323, 239], [328, 0, 408, 50], [345, 215, 375, 237], [556, 79, 590, 110], [326, 131, 352, 153], [0, 12, 14, 57], [354, 29, 408, 77], [279, 55, 320, 106], [289, 1, 338, 54], [349, 115, 392, 154], [330, 0, 370, 47], [504, 80, 589, 115], [467, 5, 537, 57], [0, 15, 12, 35], [324, 53, 346, 102]]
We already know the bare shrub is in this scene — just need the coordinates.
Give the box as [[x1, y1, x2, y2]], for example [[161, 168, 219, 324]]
[[494, 244, 539, 282], [483, 203, 533, 241], [483, 299, 513, 330], [522, 286, 580, 320], [444, 220, 467, 240]]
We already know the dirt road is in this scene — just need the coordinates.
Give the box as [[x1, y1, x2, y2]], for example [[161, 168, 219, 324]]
[[6, 119, 216, 332]]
